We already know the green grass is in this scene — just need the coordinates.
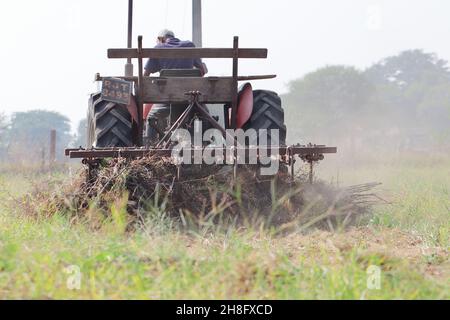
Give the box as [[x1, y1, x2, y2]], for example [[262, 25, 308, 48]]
[[0, 155, 448, 300], [318, 153, 450, 246]]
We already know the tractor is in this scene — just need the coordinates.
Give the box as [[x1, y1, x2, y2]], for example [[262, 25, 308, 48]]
[[65, 1, 336, 182]]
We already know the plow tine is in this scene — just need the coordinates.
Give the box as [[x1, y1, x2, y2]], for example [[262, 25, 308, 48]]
[[155, 102, 195, 149]]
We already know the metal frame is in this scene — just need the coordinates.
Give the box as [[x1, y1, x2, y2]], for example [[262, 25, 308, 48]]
[[66, 145, 337, 182], [66, 146, 337, 160], [108, 35, 266, 142]]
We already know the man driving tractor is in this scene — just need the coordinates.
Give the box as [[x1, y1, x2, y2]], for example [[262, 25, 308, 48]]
[[144, 29, 208, 144]]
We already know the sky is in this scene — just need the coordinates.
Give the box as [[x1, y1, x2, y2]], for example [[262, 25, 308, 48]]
[[0, 0, 449, 130]]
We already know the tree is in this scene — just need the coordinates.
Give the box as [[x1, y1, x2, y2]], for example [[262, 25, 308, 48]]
[[282, 66, 374, 145], [365, 50, 450, 89], [415, 82, 450, 143], [364, 50, 450, 143], [0, 112, 9, 160], [8, 110, 72, 161]]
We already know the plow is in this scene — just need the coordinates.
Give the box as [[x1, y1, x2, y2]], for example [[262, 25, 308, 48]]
[[65, 1, 337, 184]]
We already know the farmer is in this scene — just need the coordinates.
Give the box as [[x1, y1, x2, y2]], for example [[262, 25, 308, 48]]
[[144, 29, 207, 76], [144, 29, 208, 144]]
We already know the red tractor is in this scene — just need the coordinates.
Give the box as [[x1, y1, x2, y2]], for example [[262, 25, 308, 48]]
[[65, 1, 336, 182]]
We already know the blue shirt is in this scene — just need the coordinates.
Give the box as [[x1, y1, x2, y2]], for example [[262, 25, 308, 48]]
[[145, 37, 203, 74]]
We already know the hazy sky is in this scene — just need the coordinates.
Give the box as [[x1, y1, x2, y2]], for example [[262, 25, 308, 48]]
[[0, 0, 449, 129]]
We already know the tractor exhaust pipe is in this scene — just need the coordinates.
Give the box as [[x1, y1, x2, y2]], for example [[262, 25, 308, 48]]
[[124, 0, 134, 77], [192, 0, 202, 47]]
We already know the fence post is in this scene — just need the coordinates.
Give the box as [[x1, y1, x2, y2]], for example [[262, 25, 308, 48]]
[[50, 129, 56, 166], [40, 147, 46, 170]]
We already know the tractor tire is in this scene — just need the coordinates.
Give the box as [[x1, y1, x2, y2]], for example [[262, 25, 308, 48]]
[[243, 90, 287, 146], [87, 93, 133, 148]]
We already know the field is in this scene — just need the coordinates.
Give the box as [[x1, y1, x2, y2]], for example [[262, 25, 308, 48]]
[[0, 154, 448, 299]]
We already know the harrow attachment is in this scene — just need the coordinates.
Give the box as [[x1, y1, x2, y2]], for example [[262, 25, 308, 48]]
[[65, 144, 337, 183]]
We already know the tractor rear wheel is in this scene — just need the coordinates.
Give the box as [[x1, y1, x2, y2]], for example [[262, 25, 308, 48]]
[[87, 93, 133, 148], [243, 90, 287, 146]]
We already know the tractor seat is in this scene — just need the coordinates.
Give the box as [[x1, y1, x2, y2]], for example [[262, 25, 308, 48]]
[[160, 69, 202, 78]]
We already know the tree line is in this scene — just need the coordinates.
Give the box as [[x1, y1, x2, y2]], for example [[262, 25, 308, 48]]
[[0, 110, 78, 163], [1, 49, 448, 163], [282, 49, 450, 153]]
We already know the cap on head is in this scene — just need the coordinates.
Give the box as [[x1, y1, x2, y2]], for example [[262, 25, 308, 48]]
[[158, 29, 175, 39]]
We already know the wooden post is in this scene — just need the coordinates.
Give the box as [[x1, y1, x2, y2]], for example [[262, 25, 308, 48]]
[[40, 147, 46, 170], [231, 36, 239, 129], [125, 0, 134, 77], [50, 129, 56, 165], [137, 35, 144, 146]]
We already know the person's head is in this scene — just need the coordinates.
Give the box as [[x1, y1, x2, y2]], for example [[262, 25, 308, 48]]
[[157, 29, 175, 44]]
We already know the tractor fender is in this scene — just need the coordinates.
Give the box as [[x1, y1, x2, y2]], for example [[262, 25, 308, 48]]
[[126, 95, 139, 124], [128, 99, 153, 122], [236, 82, 254, 129], [143, 104, 153, 120]]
